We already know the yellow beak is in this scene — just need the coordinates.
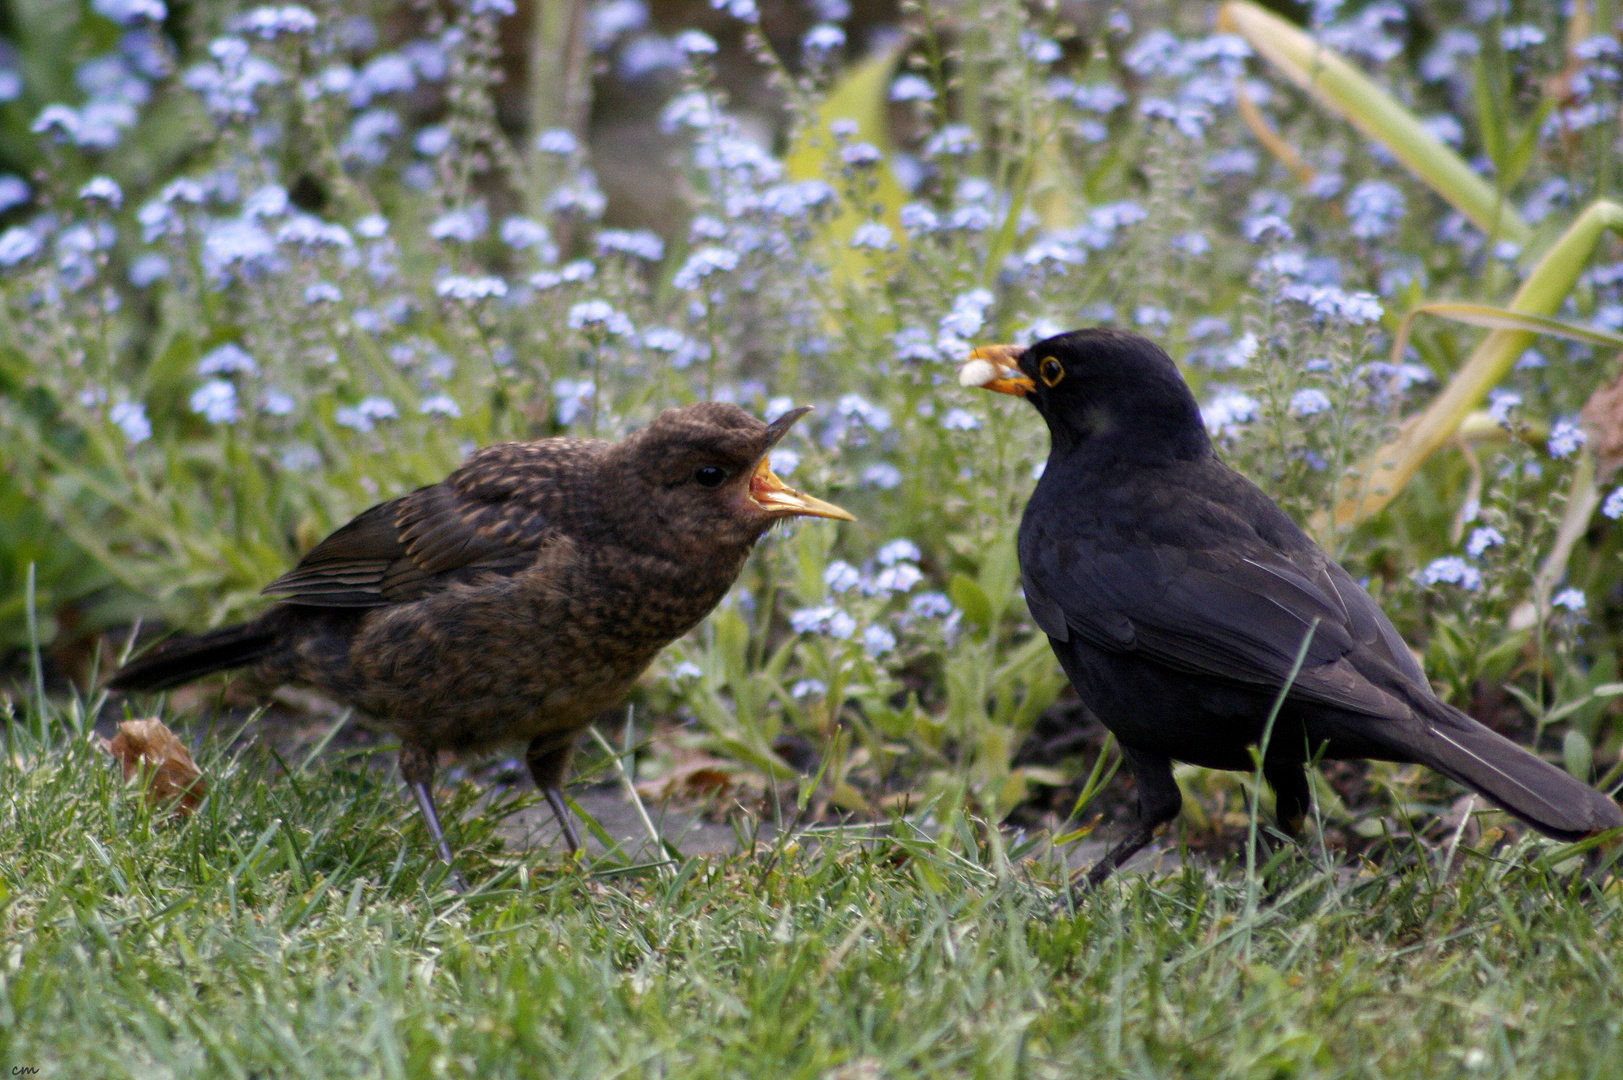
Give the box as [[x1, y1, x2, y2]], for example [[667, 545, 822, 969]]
[[958, 344, 1035, 396], [748, 457, 856, 521]]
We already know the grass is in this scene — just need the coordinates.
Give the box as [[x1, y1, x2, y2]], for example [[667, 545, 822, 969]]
[[4, 1, 1623, 1074], [5, 688, 1623, 1079]]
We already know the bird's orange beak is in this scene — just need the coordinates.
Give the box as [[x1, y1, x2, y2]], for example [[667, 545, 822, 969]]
[[748, 457, 856, 521], [958, 345, 1034, 396]]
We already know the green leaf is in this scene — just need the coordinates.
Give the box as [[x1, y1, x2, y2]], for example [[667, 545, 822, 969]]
[[1564, 728, 1594, 782], [948, 573, 993, 632], [784, 43, 910, 286]]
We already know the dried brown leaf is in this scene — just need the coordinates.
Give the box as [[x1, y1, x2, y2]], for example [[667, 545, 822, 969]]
[[1581, 366, 1623, 477], [102, 718, 207, 817]]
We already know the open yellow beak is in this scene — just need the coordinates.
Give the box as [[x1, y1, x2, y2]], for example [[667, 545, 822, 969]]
[[748, 458, 856, 521], [958, 344, 1034, 396]]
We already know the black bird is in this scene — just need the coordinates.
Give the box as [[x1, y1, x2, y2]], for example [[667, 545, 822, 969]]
[[961, 328, 1622, 884], [108, 403, 853, 886]]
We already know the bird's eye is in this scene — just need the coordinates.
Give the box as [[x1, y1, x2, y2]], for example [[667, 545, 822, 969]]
[[1039, 357, 1065, 387], [693, 465, 728, 488]]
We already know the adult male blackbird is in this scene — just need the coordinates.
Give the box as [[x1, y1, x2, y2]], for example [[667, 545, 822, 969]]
[[109, 402, 852, 884], [961, 327, 1622, 885]]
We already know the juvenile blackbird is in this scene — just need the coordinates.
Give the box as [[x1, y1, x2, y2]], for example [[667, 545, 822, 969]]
[[109, 402, 852, 883], [961, 328, 1622, 885]]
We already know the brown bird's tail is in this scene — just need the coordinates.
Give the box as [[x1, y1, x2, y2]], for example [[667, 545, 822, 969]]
[[107, 619, 279, 692], [1408, 702, 1623, 841]]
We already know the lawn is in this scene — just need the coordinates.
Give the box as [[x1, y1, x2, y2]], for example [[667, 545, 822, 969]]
[[5, 691, 1623, 1077], [4, 0, 1623, 1075]]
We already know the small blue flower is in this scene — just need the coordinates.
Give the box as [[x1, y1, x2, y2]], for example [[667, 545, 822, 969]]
[[0, 227, 41, 267], [673, 246, 740, 288], [566, 299, 633, 336], [803, 24, 845, 52], [872, 563, 922, 594], [190, 379, 240, 423], [231, 5, 317, 38], [1548, 419, 1586, 458], [110, 400, 151, 444], [862, 463, 901, 489], [79, 176, 123, 208], [1605, 488, 1623, 520], [877, 539, 920, 566], [909, 592, 955, 619], [824, 561, 862, 593], [1500, 25, 1546, 51], [1552, 587, 1586, 612], [335, 396, 398, 432], [596, 228, 664, 262], [862, 624, 897, 656], [1419, 556, 1481, 590], [535, 128, 579, 154], [129, 253, 170, 287], [435, 274, 507, 300], [1202, 390, 1259, 436], [429, 204, 488, 242], [1346, 181, 1405, 240], [923, 124, 978, 157], [553, 379, 595, 425], [95, 0, 167, 26], [1466, 527, 1504, 558], [837, 394, 891, 432], [849, 222, 894, 250], [840, 142, 882, 166], [199, 342, 259, 376], [890, 74, 935, 101], [420, 394, 462, 418], [1488, 390, 1522, 426], [0, 175, 30, 214], [1290, 388, 1331, 417]]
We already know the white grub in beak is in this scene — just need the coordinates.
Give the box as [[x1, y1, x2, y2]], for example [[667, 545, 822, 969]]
[[958, 345, 1034, 396]]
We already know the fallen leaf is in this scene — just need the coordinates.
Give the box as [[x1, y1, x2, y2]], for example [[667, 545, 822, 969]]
[[102, 718, 207, 817], [1581, 365, 1623, 477], [635, 757, 739, 802]]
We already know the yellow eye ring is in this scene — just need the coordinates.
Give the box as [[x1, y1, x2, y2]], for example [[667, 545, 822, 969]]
[[1039, 357, 1065, 387]]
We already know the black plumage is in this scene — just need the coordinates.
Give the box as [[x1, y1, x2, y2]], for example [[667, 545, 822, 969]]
[[961, 328, 1622, 884]]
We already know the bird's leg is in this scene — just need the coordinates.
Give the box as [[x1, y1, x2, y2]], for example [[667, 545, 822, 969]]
[[398, 741, 468, 892], [526, 736, 583, 855], [1080, 747, 1183, 889], [1263, 758, 1311, 837]]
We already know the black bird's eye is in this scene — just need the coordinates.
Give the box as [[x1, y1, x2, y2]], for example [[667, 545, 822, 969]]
[[1039, 357, 1065, 387], [693, 465, 728, 488]]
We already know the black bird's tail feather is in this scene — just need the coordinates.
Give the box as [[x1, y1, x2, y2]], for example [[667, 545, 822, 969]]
[[1410, 702, 1622, 841], [107, 620, 278, 692]]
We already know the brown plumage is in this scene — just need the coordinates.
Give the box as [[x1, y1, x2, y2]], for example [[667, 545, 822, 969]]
[[108, 402, 852, 886]]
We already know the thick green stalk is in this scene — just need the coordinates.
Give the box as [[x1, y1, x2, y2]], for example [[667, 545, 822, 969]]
[[1218, 0, 1531, 245], [1326, 200, 1623, 530]]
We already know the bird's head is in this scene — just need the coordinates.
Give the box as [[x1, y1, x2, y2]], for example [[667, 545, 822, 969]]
[[608, 402, 853, 554], [957, 327, 1210, 460]]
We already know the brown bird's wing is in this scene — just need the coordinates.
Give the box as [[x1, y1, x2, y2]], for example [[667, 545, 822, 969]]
[[262, 481, 538, 607]]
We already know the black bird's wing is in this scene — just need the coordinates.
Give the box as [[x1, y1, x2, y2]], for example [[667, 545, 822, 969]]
[[262, 447, 563, 607], [1020, 464, 1430, 716]]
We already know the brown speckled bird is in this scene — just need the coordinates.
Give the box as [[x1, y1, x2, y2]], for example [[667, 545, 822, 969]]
[[108, 402, 852, 884]]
